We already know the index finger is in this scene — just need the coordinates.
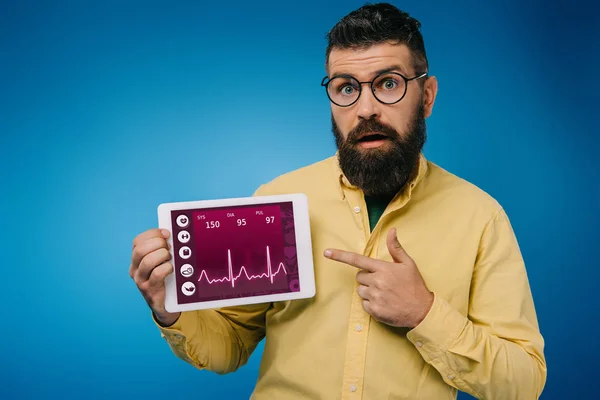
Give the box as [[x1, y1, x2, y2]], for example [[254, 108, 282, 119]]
[[133, 228, 170, 249], [324, 249, 380, 272]]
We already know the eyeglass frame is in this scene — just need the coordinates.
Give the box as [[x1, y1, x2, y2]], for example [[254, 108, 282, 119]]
[[320, 71, 428, 107]]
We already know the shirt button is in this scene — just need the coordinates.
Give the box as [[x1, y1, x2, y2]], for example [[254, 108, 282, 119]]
[[355, 324, 363, 332], [416, 340, 423, 347], [448, 374, 455, 380], [350, 385, 357, 392], [353, 206, 361, 213]]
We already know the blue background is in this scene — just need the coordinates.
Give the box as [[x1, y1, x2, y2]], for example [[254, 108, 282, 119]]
[[1, 0, 598, 398]]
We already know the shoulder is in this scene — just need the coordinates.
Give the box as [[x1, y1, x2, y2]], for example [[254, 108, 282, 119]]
[[253, 156, 339, 197], [420, 160, 504, 217]]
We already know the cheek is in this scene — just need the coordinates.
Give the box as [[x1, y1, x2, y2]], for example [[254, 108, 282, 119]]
[[332, 109, 353, 138], [384, 104, 416, 132]]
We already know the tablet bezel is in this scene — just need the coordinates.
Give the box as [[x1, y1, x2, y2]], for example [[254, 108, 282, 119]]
[[157, 193, 315, 312]]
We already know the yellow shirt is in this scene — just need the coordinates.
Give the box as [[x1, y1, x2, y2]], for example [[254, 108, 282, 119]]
[[154, 154, 547, 399]]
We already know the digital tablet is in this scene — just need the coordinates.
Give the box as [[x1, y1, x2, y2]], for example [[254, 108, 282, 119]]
[[157, 193, 316, 312]]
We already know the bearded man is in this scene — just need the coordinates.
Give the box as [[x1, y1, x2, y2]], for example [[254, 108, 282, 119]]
[[129, 3, 546, 399]]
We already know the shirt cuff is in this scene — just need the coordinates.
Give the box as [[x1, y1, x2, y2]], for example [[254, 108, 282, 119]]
[[153, 311, 197, 338], [406, 292, 468, 362], [152, 311, 201, 366]]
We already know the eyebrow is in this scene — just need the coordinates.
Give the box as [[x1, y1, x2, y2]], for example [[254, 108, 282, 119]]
[[330, 64, 408, 80], [373, 65, 407, 76]]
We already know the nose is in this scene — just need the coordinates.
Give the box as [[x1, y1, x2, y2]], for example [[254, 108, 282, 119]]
[[356, 85, 380, 120]]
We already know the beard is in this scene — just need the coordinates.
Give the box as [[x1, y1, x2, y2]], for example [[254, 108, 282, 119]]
[[332, 103, 426, 197]]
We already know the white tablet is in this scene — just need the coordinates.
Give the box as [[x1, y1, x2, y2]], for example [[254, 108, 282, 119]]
[[157, 193, 315, 312]]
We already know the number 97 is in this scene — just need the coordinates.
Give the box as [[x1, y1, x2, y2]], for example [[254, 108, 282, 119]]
[[266, 216, 275, 224]]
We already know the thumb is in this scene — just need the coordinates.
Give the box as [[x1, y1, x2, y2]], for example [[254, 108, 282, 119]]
[[386, 227, 410, 263]]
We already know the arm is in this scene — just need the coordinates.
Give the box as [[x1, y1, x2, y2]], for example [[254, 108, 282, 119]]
[[154, 303, 270, 374], [150, 185, 273, 374], [406, 208, 547, 399]]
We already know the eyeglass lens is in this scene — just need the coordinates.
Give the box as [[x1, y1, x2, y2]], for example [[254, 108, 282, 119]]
[[326, 73, 407, 106]]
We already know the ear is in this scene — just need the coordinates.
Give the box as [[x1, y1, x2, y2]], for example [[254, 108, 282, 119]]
[[422, 76, 438, 118]]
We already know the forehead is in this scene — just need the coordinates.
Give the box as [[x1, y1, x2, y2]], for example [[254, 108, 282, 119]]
[[327, 42, 413, 78]]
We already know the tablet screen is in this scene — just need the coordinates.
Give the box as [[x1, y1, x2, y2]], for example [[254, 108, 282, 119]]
[[171, 201, 299, 304]]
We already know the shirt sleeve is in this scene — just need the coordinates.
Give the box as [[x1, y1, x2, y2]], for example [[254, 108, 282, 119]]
[[406, 208, 547, 399], [154, 303, 271, 374]]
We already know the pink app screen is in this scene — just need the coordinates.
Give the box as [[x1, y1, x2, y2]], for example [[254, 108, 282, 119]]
[[171, 202, 300, 304]]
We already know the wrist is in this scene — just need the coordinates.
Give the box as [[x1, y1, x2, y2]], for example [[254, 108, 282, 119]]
[[154, 311, 181, 327], [412, 291, 434, 328]]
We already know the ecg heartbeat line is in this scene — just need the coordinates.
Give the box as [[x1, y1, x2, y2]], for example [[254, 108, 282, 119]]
[[197, 246, 288, 288]]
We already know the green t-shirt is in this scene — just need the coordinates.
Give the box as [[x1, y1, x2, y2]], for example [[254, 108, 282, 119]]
[[364, 194, 395, 231]]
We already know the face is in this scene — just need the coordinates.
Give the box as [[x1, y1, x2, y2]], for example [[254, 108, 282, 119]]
[[327, 42, 438, 196]]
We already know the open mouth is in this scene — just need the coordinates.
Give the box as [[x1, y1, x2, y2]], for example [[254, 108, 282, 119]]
[[357, 133, 388, 143], [355, 133, 390, 148]]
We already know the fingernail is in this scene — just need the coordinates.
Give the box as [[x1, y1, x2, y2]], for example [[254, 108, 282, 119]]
[[162, 229, 170, 238], [324, 249, 332, 258]]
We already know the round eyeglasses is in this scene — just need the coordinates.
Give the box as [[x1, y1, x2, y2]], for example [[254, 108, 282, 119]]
[[321, 71, 428, 107]]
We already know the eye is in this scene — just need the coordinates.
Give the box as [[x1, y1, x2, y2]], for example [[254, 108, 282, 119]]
[[381, 78, 398, 90], [339, 84, 357, 96]]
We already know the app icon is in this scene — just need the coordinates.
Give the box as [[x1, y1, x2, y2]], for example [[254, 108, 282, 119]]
[[179, 246, 191, 259], [178, 230, 191, 243], [181, 282, 196, 296], [180, 264, 194, 278], [176, 215, 189, 228]]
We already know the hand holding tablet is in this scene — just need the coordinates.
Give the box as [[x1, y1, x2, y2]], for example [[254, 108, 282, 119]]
[[129, 228, 179, 326], [157, 194, 316, 312]]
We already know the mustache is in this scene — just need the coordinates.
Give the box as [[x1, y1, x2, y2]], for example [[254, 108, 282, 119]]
[[346, 119, 400, 144]]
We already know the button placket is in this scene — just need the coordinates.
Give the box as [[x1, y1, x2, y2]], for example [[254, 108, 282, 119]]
[[340, 282, 370, 399]]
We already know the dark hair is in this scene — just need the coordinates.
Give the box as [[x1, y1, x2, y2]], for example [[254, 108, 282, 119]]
[[325, 3, 428, 74]]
